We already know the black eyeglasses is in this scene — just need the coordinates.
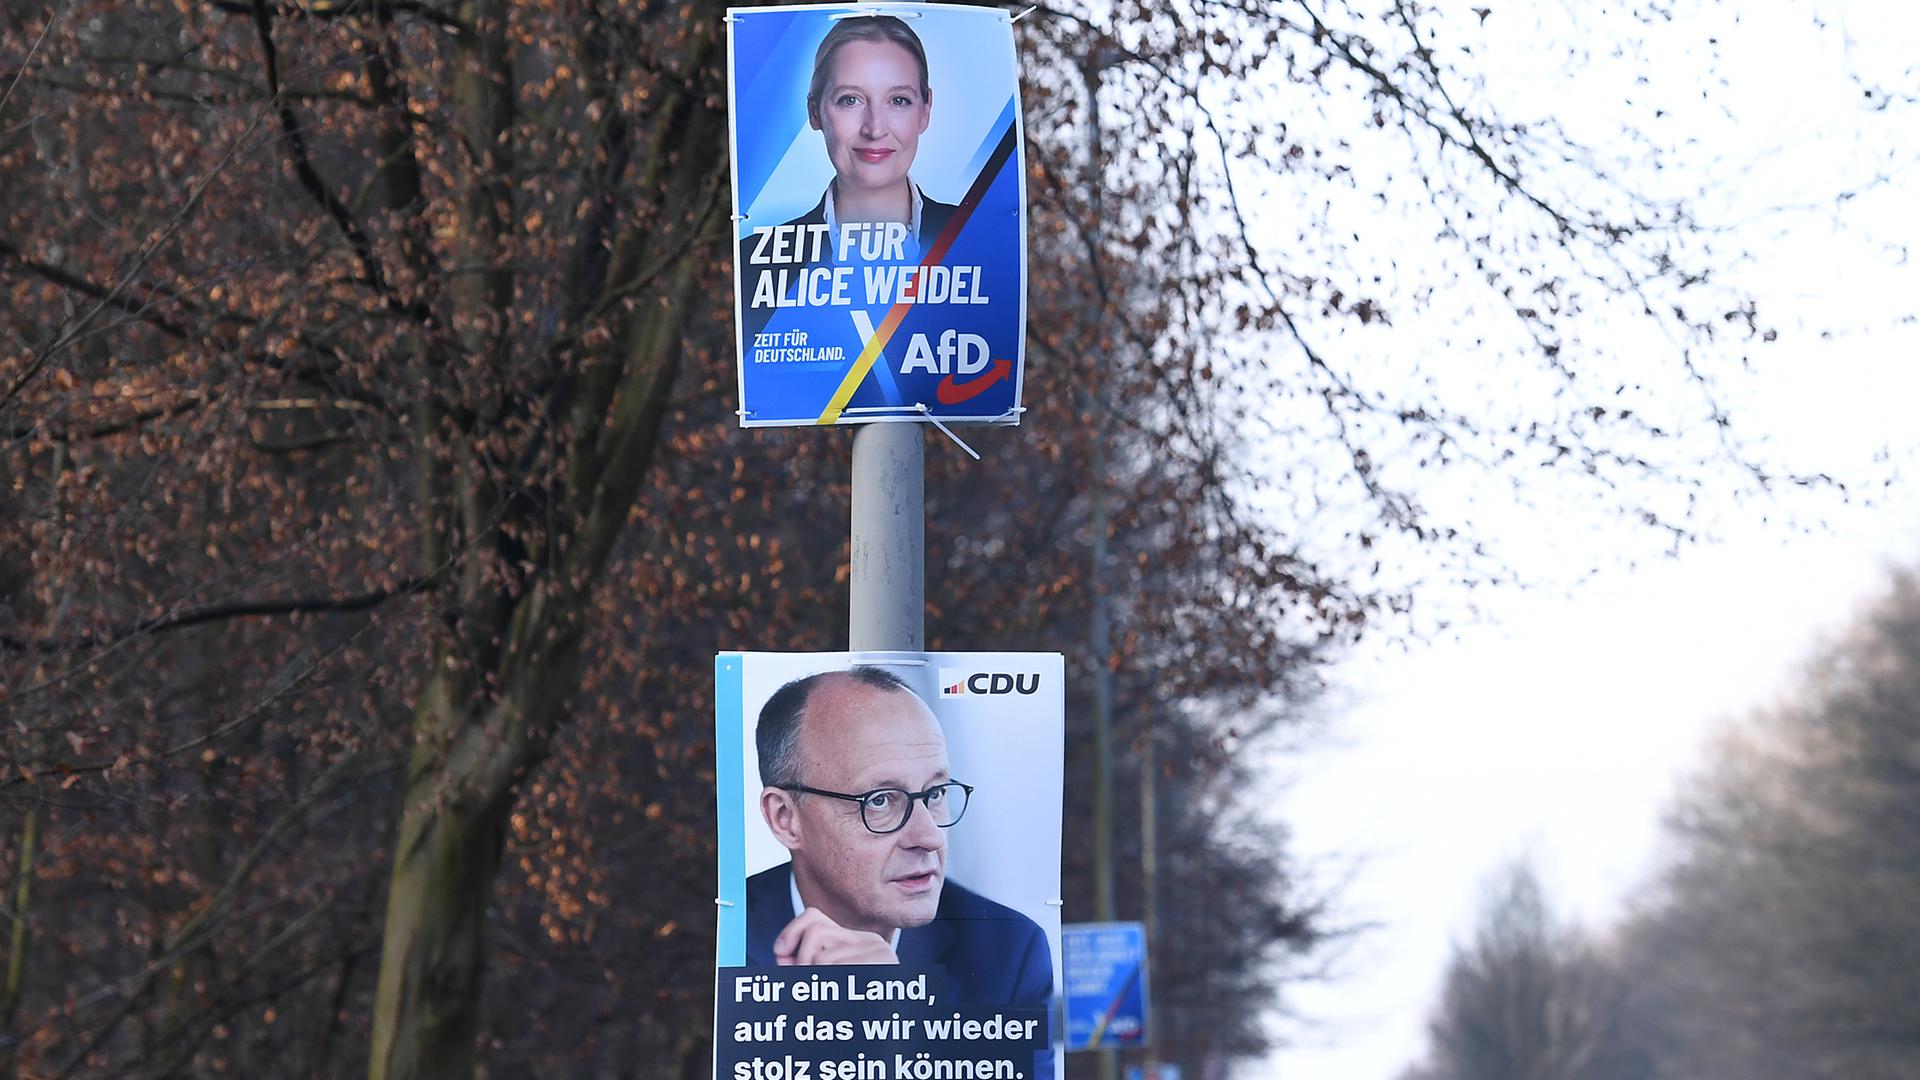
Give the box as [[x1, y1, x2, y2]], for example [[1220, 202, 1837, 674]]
[[781, 781, 973, 835]]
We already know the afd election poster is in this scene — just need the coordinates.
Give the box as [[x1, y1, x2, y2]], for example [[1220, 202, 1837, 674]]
[[727, 5, 1028, 427], [1061, 922, 1149, 1050], [713, 653, 1064, 1080]]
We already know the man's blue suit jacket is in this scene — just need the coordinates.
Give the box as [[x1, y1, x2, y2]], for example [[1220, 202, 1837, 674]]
[[745, 862, 1054, 1009]]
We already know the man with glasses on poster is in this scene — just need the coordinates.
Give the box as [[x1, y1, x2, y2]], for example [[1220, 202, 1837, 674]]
[[748, 667, 1053, 1013]]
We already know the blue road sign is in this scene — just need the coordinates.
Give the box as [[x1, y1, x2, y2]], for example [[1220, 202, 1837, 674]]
[[1063, 921, 1149, 1050]]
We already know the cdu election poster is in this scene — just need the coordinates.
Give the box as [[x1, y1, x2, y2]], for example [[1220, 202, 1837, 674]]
[[726, 5, 1028, 427], [713, 653, 1064, 1080]]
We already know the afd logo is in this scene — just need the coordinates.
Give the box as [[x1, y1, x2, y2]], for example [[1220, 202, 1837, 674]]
[[938, 669, 1042, 698]]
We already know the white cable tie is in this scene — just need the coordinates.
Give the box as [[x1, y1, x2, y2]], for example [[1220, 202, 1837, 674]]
[[730, 213, 749, 221], [1012, 5, 1039, 23], [1045, 899, 1064, 906], [920, 404, 981, 460], [716, 898, 736, 907]]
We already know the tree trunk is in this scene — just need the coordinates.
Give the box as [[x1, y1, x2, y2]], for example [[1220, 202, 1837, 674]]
[[359, 1, 719, 1070], [0, 803, 37, 1066], [364, 726, 513, 1080], [367, 0, 521, 1069], [366, 640, 571, 1080]]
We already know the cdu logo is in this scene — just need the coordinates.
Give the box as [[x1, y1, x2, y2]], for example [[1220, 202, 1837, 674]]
[[938, 669, 1042, 698]]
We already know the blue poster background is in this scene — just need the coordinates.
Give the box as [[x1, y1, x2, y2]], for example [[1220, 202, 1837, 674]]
[[728, 4, 1027, 426]]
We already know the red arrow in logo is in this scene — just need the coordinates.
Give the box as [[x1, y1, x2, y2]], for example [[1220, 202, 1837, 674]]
[[935, 358, 1012, 405]]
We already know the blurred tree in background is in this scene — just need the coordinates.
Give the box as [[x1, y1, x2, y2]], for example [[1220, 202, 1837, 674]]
[[1611, 571, 1920, 1080], [1398, 860, 1645, 1080], [0, 0, 1833, 1077], [1404, 571, 1920, 1080]]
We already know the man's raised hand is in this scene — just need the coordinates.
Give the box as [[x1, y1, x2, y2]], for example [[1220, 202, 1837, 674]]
[[773, 908, 899, 966]]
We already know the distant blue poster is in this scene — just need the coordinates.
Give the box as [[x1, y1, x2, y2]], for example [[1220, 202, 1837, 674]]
[[727, 4, 1027, 427], [1063, 922, 1150, 1050]]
